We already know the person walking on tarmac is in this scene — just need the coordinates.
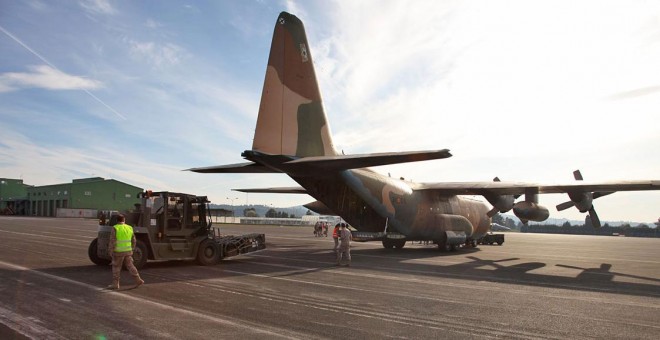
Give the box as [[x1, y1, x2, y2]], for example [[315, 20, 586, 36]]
[[107, 214, 144, 289], [336, 223, 353, 266], [332, 223, 341, 253]]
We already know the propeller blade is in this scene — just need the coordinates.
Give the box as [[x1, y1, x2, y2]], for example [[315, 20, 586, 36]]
[[556, 201, 575, 211], [573, 170, 583, 181], [487, 207, 499, 218], [588, 207, 601, 228]]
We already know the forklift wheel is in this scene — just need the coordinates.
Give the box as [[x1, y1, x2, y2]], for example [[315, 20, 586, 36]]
[[131, 240, 149, 270], [196, 239, 220, 266], [88, 238, 111, 266]]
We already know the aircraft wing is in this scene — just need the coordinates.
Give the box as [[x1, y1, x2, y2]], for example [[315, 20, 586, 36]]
[[233, 186, 308, 194], [283, 149, 452, 171], [186, 162, 281, 173], [413, 180, 660, 195]]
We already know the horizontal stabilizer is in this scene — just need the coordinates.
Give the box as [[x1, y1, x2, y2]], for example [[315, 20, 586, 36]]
[[284, 149, 452, 171], [186, 162, 281, 173], [233, 186, 307, 194], [303, 200, 335, 215]]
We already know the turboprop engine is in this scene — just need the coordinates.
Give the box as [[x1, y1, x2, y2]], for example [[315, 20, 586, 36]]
[[512, 201, 549, 223], [484, 177, 520, 217]]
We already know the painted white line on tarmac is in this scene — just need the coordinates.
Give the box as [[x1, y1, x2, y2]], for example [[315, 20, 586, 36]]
[[0, 260, 301, 340], [0, 230, 93, 241], [0, 304, 65, 340]]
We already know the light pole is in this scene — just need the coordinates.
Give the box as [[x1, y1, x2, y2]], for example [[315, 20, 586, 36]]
[[227, 197, 238, 218]]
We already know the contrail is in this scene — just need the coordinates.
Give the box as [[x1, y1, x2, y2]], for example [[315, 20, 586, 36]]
[[0, 24, 127, 120]]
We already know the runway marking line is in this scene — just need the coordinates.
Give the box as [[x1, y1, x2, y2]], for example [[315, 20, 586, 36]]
[[0, 260, 301, 340], [0, 229, 93, 242]]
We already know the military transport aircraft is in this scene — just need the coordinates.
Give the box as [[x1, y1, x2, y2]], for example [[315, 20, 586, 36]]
[[189, 12, 660, 250]]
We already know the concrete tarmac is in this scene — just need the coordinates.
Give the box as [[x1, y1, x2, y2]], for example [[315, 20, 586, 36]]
[[1, 216, 659, 339]]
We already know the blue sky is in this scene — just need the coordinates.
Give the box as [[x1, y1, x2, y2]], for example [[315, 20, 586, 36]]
[[1, 0, 659, 223]]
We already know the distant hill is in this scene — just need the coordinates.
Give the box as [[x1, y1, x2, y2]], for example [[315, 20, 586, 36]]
[[210, 204, 311, 218], [210, 204, 654, 228], [501, 214, 655, 228]]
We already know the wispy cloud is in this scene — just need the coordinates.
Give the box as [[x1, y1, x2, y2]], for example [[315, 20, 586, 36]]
[[79, 0, 116, 15], [0, 65, 103, 92], [0, 24, 126, 120], [126, 39, 186, 67], [144, 19, 162, 29]]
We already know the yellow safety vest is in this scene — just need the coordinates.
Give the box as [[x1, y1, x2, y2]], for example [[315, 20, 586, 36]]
[[114, 223, 134, 252]]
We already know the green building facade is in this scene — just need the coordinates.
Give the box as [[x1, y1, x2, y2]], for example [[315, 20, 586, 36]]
[[26, 177, 143, 217], [0, 178, 31, 215]]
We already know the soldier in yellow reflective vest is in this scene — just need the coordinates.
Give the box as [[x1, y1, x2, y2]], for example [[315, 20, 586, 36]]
[[107, 214, 144, 289]]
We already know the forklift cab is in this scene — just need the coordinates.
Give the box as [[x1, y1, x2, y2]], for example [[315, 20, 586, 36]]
[[145, 192, 211, 238]]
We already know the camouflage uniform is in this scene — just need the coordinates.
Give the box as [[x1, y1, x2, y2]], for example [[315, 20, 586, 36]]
[[336, 227, 352, 266], [108, 224, 144, 289]]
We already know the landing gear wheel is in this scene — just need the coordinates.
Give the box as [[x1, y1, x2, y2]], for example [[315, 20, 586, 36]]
[[132, 239, 148, 269], [88, 238, 111, 266], [437, 232, 451, 252], [382, 239, 395, 249], [196, 239, 220, 266], [394, 239, 406, 249]]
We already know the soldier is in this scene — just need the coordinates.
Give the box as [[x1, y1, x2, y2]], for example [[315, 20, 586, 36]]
[[107, 214, 144, 289], [314, 221, 321, 237], [332, 223, 340, 253], [336, 223, 352, 266]]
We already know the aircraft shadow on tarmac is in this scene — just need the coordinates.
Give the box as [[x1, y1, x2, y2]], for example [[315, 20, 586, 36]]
[[260, 244, 660, 299], [13, 245, 659, 299]]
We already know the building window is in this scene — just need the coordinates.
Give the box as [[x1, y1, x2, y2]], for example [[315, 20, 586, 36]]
[[84, 191, 92, 196], [64, 191, 68, 195], [125, 194, 131, 198]]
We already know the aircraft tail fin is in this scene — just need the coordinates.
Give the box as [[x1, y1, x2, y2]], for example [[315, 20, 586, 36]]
[[251, 11, 337, 157]]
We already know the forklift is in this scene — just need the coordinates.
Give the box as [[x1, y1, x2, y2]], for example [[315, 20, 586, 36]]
[[88, 191, 265, 269]]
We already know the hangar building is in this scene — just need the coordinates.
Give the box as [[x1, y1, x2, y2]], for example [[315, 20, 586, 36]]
[[25, 177, 143, 217], [0, 178, 31, 215]]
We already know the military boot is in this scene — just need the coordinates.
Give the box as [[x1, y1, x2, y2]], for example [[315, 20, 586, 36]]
[[134, 275, 145, 288], [107, 279, 119, 290]]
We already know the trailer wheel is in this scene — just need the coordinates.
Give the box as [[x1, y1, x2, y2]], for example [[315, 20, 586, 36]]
[[132, 239, 148, 270], [196, 239, 220, 265], [382, 239, 394, 249], [394, 239, 406, 249], [497, 240, 503, 245], [88, 238, 111, 266]]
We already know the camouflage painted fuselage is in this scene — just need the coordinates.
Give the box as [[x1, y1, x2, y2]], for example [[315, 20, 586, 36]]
[[293, 169, 491, 240]]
